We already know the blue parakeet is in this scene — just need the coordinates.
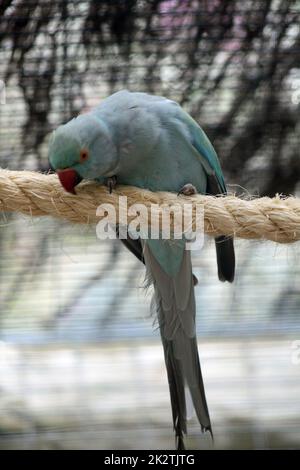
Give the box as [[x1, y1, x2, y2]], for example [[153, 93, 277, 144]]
[[49, 90, 235, 449]]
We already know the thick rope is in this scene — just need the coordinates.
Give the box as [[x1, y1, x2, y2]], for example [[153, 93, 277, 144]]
[[0, 169, 299, 243]]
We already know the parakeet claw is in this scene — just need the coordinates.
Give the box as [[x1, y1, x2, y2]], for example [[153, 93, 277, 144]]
[[105, 175, 117, 194], [178, 183, 197, 196]]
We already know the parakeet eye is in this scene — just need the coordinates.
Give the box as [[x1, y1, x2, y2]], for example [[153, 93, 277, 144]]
[[80, 148, 89, 162]]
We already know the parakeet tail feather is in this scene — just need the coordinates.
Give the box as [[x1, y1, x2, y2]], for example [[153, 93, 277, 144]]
[[143, 243, 212, 449]]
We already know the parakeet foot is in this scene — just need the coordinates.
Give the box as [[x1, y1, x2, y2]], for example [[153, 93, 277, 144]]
[[105, 175, 117, 194], [178, 183, 197, 196]]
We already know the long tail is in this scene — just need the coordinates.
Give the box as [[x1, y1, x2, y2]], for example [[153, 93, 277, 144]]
[[159, 318, 212, 449], [143, 243, 211, 449]]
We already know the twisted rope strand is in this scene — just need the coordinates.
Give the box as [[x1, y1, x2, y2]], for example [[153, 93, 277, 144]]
[[0, 169, 299, 243]]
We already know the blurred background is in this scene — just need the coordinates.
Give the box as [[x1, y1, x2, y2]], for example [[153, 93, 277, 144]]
[[0, 0, 300, 450]]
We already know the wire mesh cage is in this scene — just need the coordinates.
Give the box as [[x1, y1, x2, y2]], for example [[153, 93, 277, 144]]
[[0, 0, 300, 450]]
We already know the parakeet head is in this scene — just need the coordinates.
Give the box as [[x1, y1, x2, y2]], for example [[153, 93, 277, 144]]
[[49, 113, 118, 193]]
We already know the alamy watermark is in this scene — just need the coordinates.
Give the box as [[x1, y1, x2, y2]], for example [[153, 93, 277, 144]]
[[95, 196, 205, 251], [0, 80, 6, 105]]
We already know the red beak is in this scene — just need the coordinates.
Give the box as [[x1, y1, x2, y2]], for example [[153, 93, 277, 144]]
[[56, 168, 82, 194]]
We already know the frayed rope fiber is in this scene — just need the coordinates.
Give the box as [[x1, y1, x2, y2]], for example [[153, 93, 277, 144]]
[[0, 169, 300, 243]]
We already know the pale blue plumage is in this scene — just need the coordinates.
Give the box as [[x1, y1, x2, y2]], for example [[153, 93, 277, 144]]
[[49, 90, 235, 449]]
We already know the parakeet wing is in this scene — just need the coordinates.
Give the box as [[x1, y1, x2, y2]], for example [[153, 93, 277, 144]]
[[178, 109, 227, 194]]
